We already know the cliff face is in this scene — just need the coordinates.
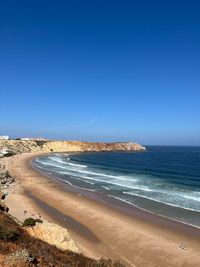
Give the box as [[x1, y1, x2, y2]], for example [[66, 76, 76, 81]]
[[0, 140, 145, 155], [26, 220, 78, 252], [0, 211, 124, 266]]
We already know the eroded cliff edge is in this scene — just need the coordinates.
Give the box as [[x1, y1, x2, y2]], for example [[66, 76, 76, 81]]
[[0, 140, 145, 155]]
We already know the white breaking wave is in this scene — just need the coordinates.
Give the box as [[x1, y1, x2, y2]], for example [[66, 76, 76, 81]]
[[137, 188, 153, 192], [38, 156, 138, 182], [58, 170, 152, 192], [48, 156, 87, 168], [123, 191, 200, 212], [55, 177, 96, 192], [35, 155, 200, 215], [183, 195, 200, 202], [48, 156, 67, 164], [36, 157, 159, 193], [39, 160, 139, 182], [60, 168, 138, 182], [36, 158, 86, 171], [35, 159, 67, 169], [101, 186, 110, 190], [67, 162, 87, 168], [107, 195, 200, 229], [77, 178, 95, 185]]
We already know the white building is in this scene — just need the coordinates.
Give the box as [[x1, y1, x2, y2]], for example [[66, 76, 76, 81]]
[[0, 135, 9, 140], [19, 137, 49, 141]]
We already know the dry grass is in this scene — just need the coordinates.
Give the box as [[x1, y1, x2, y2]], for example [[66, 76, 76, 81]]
[[0, 212, 124, 267]]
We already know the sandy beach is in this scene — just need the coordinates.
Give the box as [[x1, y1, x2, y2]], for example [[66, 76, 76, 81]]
[[2, 152, 200, 267]]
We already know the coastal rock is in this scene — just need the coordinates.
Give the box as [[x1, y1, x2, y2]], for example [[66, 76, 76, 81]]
[[0, 201, 9, 212], [42, 140, 146, 152], [3, 249, 36, 266], [0, 140, 145, 154], [0, 168, 10, 180], [0, 147, 15, 157], [0, 166, 15, 192], [0, 191, 5, 200], [26, 220, 78, 252], [0, 190, 9, 212]]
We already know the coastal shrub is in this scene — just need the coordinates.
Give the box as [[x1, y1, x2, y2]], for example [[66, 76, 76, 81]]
[[3, 152, 15, 157], [113, 261, 125, 267], [0, 224, 19, 241], [35, 218, 43, 224], [35, 140, 47, 147], [22, 218, 43, 227], [96, 258, 124, 267], [22, 218, 36, 227]]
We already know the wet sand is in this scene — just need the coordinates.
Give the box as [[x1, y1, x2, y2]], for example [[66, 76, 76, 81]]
[[2, 153, 200, 267]]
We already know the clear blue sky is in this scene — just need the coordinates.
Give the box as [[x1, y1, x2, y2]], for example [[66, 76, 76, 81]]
[[0, 0, 199, 145]]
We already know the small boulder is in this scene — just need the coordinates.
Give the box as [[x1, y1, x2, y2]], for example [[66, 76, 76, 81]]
[[0, 191, 6, 200], [0, 201, 9, 212]]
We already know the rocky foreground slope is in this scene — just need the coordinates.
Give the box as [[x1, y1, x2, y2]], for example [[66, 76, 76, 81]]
[[0, 211, 124, 266], [0, 140, 145, 155], [0, 163, 124, 266]]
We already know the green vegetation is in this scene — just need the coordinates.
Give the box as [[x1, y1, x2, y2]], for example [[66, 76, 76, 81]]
[[22, 217, 43, 227], [22, 218, 36, 227], [35, 140, 48, 147], [34, 218, 43, 224]]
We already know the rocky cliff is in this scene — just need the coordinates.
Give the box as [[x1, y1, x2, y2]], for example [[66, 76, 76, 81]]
[[0, 165, 14, 213], [0, 140, 145, 155], [0, 211, 124, 266], [26, 220, 78, 252]]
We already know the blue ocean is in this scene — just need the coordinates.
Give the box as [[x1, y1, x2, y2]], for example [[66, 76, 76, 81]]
[[33, 146, 200, 227]]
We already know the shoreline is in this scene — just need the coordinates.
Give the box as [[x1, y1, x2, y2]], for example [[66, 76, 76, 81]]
[[2, 152, 200, 266], [32, 154, 200, 234], [32, 153, 200, 231]]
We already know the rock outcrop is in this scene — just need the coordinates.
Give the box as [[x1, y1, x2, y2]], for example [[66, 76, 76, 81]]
[[0, 190, 9, 212], [0, 211, 124, 267], [0, 165, 14, 212], [3, 249, 36, 266], [0, 189, 8, 212], [26, 220, 78, 252], [0, 140, 145, 155], [0, 165, 15, 191]]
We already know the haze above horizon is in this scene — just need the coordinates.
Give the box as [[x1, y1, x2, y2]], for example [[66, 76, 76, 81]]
[[0, 0, 199, 146]]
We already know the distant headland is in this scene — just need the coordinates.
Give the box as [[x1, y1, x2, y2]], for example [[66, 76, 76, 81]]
[[0, 139, 145, 156]]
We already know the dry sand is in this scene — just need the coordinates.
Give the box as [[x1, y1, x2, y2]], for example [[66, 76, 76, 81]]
[[1, 153, 200, 267]]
